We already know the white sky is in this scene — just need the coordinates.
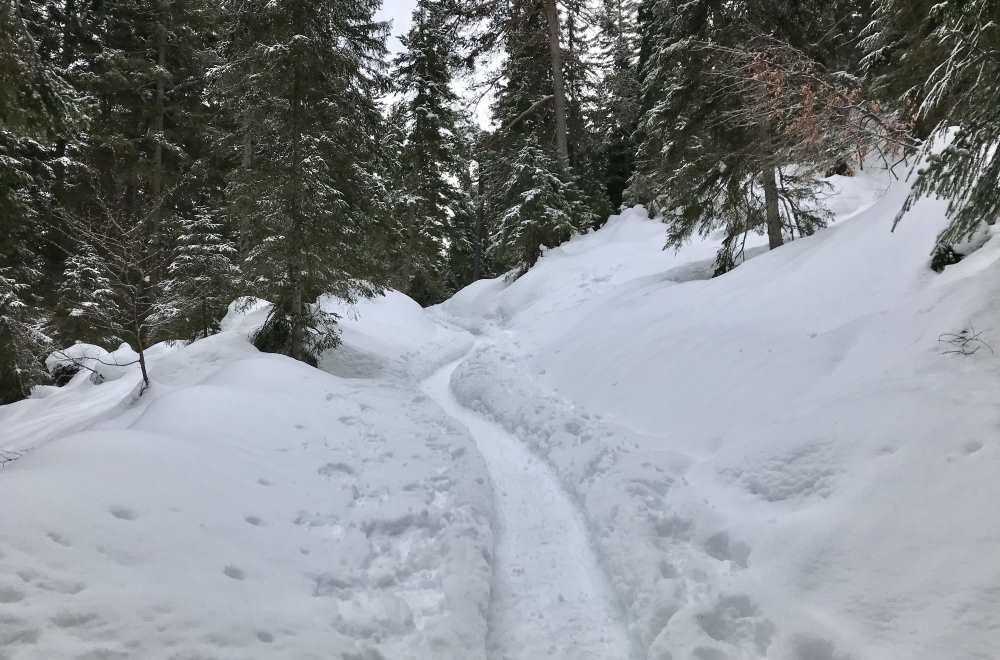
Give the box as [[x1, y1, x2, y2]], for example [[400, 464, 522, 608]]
[[376, 0, 417, 53]]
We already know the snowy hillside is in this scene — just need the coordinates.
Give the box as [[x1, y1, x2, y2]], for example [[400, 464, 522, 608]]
[[439, 169, 1000, 660], [2, 165, 1000, 660]]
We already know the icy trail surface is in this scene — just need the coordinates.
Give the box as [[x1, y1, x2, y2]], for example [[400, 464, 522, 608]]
[[422, 357, 633, 660]]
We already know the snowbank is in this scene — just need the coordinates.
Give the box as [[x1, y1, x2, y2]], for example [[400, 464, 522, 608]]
[[319, 291, 472, 379], [0, 299, 494, 660], [440, 168, 1000, 659]]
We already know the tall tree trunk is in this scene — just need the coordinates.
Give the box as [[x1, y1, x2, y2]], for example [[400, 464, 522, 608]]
[[473, 165, 484, 282], [762, 164, 784, 249], [152, 5, 166, 207], [239, 125, 253, 256], [54, 0, 77, 193], [287, 32, 305, 362], [542, 0, 569, 168]]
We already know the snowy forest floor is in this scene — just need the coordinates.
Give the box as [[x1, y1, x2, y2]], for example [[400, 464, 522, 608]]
[[3, 164, 1000, 660]]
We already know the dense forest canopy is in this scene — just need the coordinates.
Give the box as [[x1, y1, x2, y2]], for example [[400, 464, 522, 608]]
[[1, 0, 997, 401]]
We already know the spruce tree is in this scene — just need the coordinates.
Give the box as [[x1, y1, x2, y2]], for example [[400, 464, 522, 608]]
[[53, 0, 222, 341], [631, 0, 869, 273], [167, 204, 240, 338], [595, 0, 640, 210], [490, 140, 577, 274], [0, 0, 79, 401], [52, 245, 120, 348], [393, 0, 468, 305], [865, 0, 1000, 253], [216, 0, 390, 362]]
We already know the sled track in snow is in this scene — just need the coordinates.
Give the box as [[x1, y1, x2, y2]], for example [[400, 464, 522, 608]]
[[422, 356, 635, 660]]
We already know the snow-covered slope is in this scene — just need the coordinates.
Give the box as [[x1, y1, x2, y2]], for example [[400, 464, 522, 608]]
[[0, 308, 494, 660], [2, 165, 999, 660], [438, 169, 1000, 660]]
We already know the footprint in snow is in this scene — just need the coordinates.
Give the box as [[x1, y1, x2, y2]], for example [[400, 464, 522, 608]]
[[962, 440, 984, 455], [46, 531, 71, 547], [109, 506, 137, 521], [245, 515, 264, 527], [223, 565, 246, 580]]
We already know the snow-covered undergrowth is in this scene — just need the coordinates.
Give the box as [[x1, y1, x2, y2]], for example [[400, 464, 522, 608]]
[[438, 168, 1000, 660], [0, 302, 493, 660]]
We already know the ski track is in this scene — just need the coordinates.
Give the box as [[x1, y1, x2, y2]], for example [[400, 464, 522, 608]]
[[422, 355, 634, 660]]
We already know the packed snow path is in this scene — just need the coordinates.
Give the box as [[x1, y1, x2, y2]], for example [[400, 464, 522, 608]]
[[422, 356, 634, 660]]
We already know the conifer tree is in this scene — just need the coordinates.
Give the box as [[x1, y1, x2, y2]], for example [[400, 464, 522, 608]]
[[393, 0, 468, 305], [0, 0, 79, 401], [474, 0, 598, 275], [865, 0, 1000, 255], [52, 245, 120, 347], [595, 0, 640, 209], [167, 205, 240, 338], [53, 0, 223, 352], [631, 0, 871, 273], [490, 140, 577, 274], [446, 119, 488, 289], [216, 0, 390, 362]]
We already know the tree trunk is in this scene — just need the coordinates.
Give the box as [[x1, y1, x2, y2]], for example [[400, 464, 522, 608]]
[[286, 18, 305, 362], [137, 341, 150, 393], [542, 0, 569, 169], [762, 164, 784, 250], [239, 124, 253, 256], [473, 164, 484, 282], [152, 5, 166, 207]]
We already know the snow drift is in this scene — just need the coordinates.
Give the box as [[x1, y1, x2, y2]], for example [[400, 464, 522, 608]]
[[2, 163, 999, 660], [438, 168, 1000, 660]]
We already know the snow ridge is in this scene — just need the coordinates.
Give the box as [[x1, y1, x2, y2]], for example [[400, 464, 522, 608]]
[[422, 355, 637, 660]]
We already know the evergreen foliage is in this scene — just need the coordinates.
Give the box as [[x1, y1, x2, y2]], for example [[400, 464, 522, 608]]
[[392, 0, 469, 304], [630, 0, 876, 272], [491, 140, 577, 274], [216, 0, 391, 361], [1, 0, 998, 403], [865, 0, 1000, 249]]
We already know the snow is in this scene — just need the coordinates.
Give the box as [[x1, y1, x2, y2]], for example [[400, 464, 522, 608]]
[[3, 163, 1000, 659], [437, 167, 1000, 659], [423, 359, 636, 660], [1, 304, 493, 660]]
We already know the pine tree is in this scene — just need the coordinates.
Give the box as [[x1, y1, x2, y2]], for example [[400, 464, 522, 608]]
[[167, 205, 240, 338], [393, 0, 468, 305], [445, 119, 487, 289], [631, 0, 871, 273], [58, 209, 181, 391], [0, 0, 79, 401], [0, 269, 48, 403], [595, 0, 640, 210], [216, 0, 391, 362], [53, 0, 223, 355], [52, 245, 120, 347], [490, 140, 577, 274], [472, 0, 601, 275], [865, 0, 1000, 253]]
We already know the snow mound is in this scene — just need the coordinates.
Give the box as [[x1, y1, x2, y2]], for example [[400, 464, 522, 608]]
[[0, 300, 494, 660], [438, 167, 1000, 660], [320, 290, 472, 379]]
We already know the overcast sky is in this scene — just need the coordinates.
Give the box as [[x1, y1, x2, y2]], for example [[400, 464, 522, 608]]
[[376, 0, 417, 52]]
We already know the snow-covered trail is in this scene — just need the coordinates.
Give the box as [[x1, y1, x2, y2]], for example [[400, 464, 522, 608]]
[[421, 356, 634, 660]]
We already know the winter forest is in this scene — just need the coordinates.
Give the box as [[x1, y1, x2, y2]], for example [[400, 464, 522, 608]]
[[2, 0, 1000, 659], [2, 0, 995, 400]]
